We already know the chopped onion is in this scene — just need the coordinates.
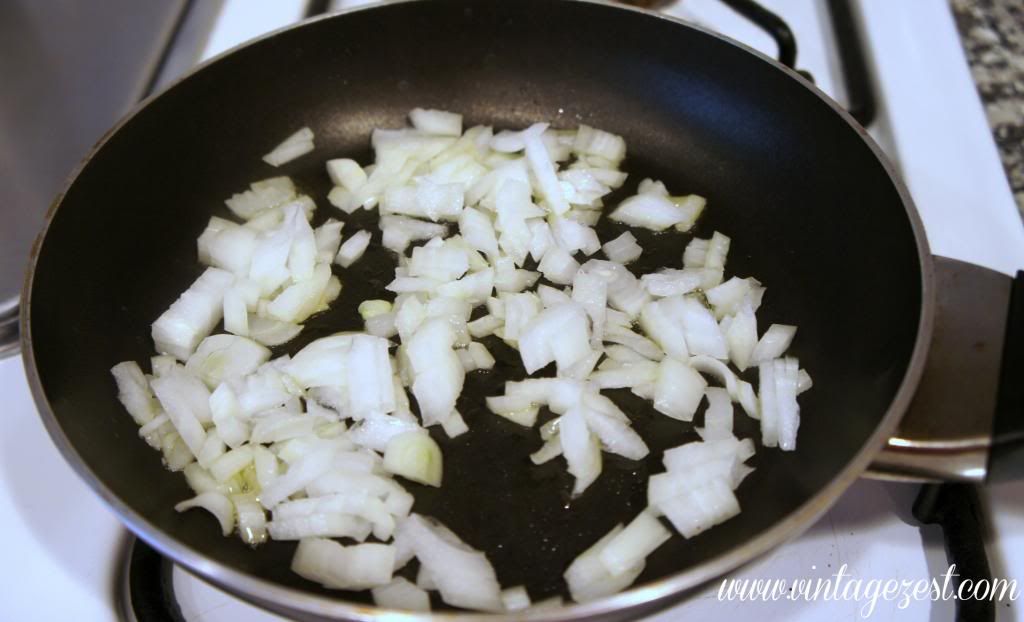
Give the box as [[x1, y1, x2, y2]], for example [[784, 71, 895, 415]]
[[564, 524, 644, 603], [383, 431, 443, 487], [373, 577, 431, 612], [291, 538, 394, 590], [263, 127, 315, 167], [410, 108, 463, 136], [652, 357, 706, 421], [750, 324, 797, 366], [601, 231, 642, 264], [336, 230, 372, 268], [398, 514, 503, 612], [175, 491, 234, 535], [152, 268, 234, 361], [598, 510, 670, 577]]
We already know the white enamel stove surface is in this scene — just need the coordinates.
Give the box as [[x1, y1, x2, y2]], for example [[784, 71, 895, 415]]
[[3, 1, 1022, 620]]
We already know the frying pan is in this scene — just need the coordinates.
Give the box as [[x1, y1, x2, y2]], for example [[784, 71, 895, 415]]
[[19, 0, 1024, 620]]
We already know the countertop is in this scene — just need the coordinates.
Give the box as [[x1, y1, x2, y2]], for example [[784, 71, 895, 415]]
[[951, 0, 1024, 220]]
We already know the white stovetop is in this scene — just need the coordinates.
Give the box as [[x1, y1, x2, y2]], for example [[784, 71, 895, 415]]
[[3, 0, 1023, 621]]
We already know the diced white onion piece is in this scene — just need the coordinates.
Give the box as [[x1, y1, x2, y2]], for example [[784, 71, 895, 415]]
[[523, 123, 570, 215], [175, 491, 234, 536], [598, 510, 670, 577], [537, 245, 580, 285], [407, 318, 465, 426], [725, 304, 758, 371], [440, 410, 469, 438], [573, 125, 626, 163], [639, 297, 690, 361], [151, 371, 209, 457], [380, 215, 447, 254], [683, 238, 708, 268], [701, 387, 734, 440], [580, 259, 649, 318], [346, 334, 397, 418], [233, 494, 268, 545], [530, 434, 562, 464], [581, 407, 649, 460], [518, 303, 591, 374], [500, 586, 532, 611], [653, 357, 707, 421], [560, 407, 601, 496], [248, 316, 302, 346], [383, 431, 443, 487], [459, 206, 500, 259], [314, 219, 345, 264], [589, 361, 659, 390], [750, 324, 798, 366], [383, 179, 465, 222], [467, 342, 495, 370], [152, 268, 234, 361], [706, 277, 754, 319], [689, 355, 760, 419], [609, 192, 688, 231], [185, 334, 270, 389], [658, 478, 740, 538], [551, 217, 601, 256], [269, 514, 372, 541], [291, 538, 395, 590], [564, 524, 644, 603], [223, 177, 296, 220], [410, 108, 463, 136], [705, 231, 731, 270], [267, 262, 332, 323], [336, 230, 372, 268], [601, 232, 642, 264], [111, 361, 159, 426], [263, 127, 315, 167], [260, 446, 337, 509], [676, 296, 728, 359], [640, 269, 702, 298], [223, 288, 249, 337], [797, 368, 813, 394], [326, 159, 367, 191], [409, 243, 469, 282], [773, 357, 801, 451], [373, 577, 431, 612], [398, 514, 503, 612]]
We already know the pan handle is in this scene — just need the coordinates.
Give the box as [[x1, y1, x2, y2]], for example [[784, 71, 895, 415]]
[[867, 257, 1024, 483], [717, 0, 796, 68]]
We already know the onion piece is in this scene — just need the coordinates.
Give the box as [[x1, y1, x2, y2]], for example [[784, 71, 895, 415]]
[[185, 334, 270, 389], [263, 127, 315, 167], [601, 232, 642, 264], [598, 510, 670, 577], [522, 123, 570, 215], [111, 361, 159, 426], [175, 491, 234, 536], [383, 431, 443, 487], [373, 577, 431, 612], [398, 514, 503, 612], [564, 524, 643, 603], [502, 586, 532, 612], [750, 324, 797, 366], [291, 538, 394, 590], [560, 406, 601, 496], [152, 268, 234, 361], [336, 230, 372, 268], [410, 108, 463, 136], [652, 357, 707, 421]]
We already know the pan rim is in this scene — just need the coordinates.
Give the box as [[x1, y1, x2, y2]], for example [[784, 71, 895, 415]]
[[20, 0, 935, 619]]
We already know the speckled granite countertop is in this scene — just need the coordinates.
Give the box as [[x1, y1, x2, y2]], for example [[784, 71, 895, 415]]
[[951, 0, 1024, 219]]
